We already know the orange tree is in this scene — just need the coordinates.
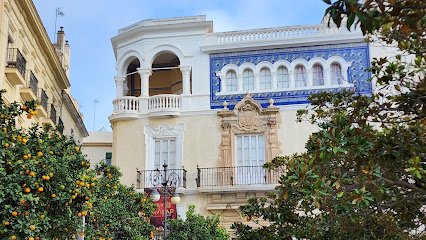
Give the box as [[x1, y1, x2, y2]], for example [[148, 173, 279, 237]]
[[0, 90, 90, 239], [82, 162, 156, 240], [165, 205, 230, 240], [0, 90, 156, 239]]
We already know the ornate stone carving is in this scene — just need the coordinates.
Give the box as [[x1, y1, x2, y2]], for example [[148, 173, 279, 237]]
[[144, 123, 185, 137], [217, 93, 281, 167]]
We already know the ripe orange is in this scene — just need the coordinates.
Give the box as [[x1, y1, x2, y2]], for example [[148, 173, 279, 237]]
[[12, 211, 18, 216], [29, 225, 35, 230], [48, 173, 53, 178], [25, 188, 30, 193], [30, 172, 35, 177], [4, 221, 9, 225], [37, 152, 43, 157], [27, 114, 32, 119], [4, 143, 9, 147], [11, 236, 17, 240], [51, 194, 56, 198], [75, 147, 80, 152], [38, 187, 43, 192]]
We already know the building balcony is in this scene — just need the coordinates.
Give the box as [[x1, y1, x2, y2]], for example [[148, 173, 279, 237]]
[[196, 166, 285, 193], [20, 71, 38, 101], [110, 94, 182, 121], [5, 48, 26, 86], [136, 168, 187, 190], [36, 89, 48, 118]]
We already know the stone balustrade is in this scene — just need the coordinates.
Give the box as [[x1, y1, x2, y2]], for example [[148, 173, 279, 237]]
[[211, 24, 346, 44], [112, 94, 182, 118]]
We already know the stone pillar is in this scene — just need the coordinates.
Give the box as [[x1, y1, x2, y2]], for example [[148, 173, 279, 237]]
[[137, 68, 152, 97], [237, 73, 243, 92], [254, 73, 260, 90], [114, 76, 126, 98], [219, 74, 226, 93], [180, 66, 191, 95], [324, 67, 331, 85], [271, 71, 278, 89], [289, 70, 295, 88], [307, 69, 313, 87]]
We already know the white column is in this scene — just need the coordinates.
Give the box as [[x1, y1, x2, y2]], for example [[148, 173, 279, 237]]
[[180, 66, 191, 95], [271, 71, 278, 89], [289, 70, 295, 88], [137, 68, 152, 97], [324, 67, 331, 85], [219, 75, 226, 93], [237, 73, 243, 92], [254, 73, 260, 90], [114, 76, 126, 98], [307, 69, 313, 87]]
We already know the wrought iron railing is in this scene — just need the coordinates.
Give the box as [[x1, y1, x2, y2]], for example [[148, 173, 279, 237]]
[[29, 71, 38, 95], [196, 166, 284, 187], [40, 89, 48, 111], [57, 117, 64, 134], [6, 48, 26, 78], [137, 168, 187, 189], [50, 104, 56, 124]]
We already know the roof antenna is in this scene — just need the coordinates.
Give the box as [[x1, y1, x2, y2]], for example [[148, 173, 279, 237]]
[[54, 8, 64, 42], [93, 99, 99, 131]]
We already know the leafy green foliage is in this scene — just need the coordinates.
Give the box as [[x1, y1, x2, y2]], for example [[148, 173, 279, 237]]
[[166, 205, 230, 240], [0, 90, 156, 239], [232, 1, 426, 239], [83, 162, 156, 240]]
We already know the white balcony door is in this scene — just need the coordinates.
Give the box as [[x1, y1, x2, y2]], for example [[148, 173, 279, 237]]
[[154, 138, 176, 170], [235, 134, 265, 184]]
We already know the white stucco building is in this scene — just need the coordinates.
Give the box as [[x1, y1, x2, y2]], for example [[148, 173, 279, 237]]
[[109, 15, 378, 233]]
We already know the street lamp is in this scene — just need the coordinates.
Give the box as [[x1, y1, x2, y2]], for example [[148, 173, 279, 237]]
[[150, 163, 181, 238]]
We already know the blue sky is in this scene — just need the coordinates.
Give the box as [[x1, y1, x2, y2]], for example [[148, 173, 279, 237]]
[[32, 0, 329, 132]]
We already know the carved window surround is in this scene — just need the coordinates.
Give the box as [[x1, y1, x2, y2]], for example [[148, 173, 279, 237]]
[[217, 93, 281, 167], [144, 123, 185, 170]]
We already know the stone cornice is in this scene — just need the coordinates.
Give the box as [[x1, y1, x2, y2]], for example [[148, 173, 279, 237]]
[[20, 0, 70, 90], [201, 34, 364, 54], [62, 92, 89, 137]]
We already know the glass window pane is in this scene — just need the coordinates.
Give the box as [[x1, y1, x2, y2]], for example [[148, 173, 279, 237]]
[[243, 70, 254, 91], [295, 65, 306, 87], [313, 65, 324, 86], [277, 67, 289, 88], [260, 68, 271, 90], [226, 71, 237, 92]]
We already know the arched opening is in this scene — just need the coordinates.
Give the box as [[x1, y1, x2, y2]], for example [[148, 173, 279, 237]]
[[126, 58, 141, 96], [150, 52, 184, 96]]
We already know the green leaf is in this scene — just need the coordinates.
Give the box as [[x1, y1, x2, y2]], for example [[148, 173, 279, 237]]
[[337, 192, 344, 198]]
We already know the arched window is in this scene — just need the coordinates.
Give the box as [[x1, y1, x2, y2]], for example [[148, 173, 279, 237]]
[[295, 65, 306, 87], [312, 64, 324, 86], [226, 70, 237, 92], [259, 68, 272, 90], [277, 66, 289, 88], [243, 69, 255, 91], [331, 63, 343, 84]]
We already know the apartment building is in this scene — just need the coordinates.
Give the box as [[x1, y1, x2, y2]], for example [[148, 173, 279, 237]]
[[109, 15, 377, 233], [0, 0, 88, 142]]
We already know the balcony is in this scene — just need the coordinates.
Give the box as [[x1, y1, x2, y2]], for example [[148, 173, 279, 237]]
[[111, 94, 182, 120], [196, 166, 285, 193], [20, 71, 38, 101], [57, 117, 64, 135], [37, 89, 48, 118], [136, 168, 187, 190], [41, 103, 56, 127], [5, 48, 26, 85], [147, 94, 181, 118]]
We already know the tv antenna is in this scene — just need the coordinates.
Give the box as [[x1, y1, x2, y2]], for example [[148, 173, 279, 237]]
[[93, 99, 99, 131], [54, 8, 64, 42]]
